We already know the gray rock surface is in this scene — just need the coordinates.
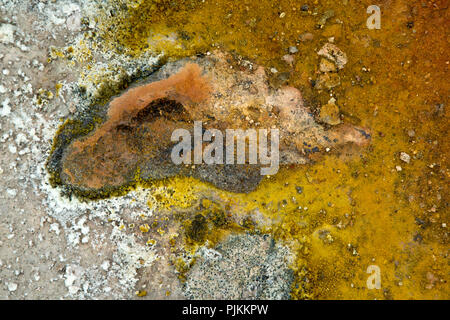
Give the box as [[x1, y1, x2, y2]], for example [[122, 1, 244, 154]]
[[183, 234, 294, 300]]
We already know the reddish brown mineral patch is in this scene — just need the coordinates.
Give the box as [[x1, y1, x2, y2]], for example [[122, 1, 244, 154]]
[[63, 63, 211, 189], [71, 63, 210, 155]]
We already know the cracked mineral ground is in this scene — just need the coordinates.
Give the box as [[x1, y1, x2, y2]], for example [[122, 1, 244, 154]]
[[0, 0, 448, 300]]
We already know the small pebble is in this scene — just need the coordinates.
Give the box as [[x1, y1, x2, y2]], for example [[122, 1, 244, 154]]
[[288, 46, 299, 54], [400, 152, 411, 163], [8, 282, 18, 292], [299, 32, 314, 42], [282, 54, 294, 65]]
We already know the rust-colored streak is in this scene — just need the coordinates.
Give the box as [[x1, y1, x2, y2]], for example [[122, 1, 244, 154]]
[[108, 62, 210, 122]]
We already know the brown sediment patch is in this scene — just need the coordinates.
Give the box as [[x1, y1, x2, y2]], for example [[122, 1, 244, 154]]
[[58, 51, 371, 193]]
